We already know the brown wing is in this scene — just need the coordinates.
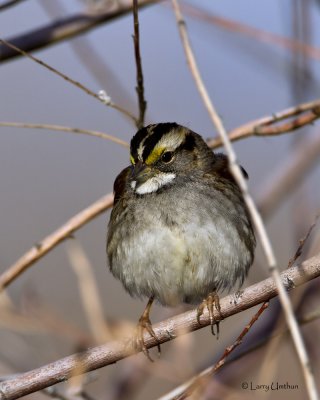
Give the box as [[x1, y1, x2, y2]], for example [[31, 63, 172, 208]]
[[209, 153, 249, 181], [113, 166, 132, 207]]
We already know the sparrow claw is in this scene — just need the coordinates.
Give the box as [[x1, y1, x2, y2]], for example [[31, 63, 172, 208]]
[[133, 297, 161, 361], [197, 291, 222, 338]]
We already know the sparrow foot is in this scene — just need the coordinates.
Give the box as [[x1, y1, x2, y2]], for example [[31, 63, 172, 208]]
[[197, 291, 223, 338], [133, 297, 161, 362]]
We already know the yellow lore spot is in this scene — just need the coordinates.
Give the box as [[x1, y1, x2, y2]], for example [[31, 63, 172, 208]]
[[145, 146, 165, 165], [130, 154, 135, 165]]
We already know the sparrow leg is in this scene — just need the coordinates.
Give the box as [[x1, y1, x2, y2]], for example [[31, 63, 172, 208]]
[[197, 291, 223, 338], [134, 296, 161, 361]]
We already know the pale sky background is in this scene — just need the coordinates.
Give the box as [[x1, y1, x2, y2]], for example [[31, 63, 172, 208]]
[[0, 1, 320, 398]]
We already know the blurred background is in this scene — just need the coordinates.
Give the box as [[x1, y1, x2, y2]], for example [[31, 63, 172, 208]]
[[0, 0, 320, 399]]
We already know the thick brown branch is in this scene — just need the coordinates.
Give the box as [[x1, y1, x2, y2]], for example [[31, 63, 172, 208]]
[[0, 254, 319, 400], [0, 0, 161, 63]]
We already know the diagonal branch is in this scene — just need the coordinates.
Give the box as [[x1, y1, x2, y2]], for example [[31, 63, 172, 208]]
[[165, 218, 319, 400], [0, 39, 137, 124], [170, 302, 270, 400], [171, 1, 318, 399], [181, 3, 320, 61], [161, 304, 320, 400], [0, 254, 319, 400], [207, 98, 320, 149], [0, 193, 114, 291], [0, 0, 27, 11], [0, 0, 161, 63]]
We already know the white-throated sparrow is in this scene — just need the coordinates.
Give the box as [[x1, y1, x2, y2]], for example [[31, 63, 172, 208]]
[[107, 123, 255, 358]]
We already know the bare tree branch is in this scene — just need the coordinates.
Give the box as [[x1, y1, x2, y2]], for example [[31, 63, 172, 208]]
[[181, 3, 320, 61], [133, 0, 147, 128], [0, 0, 161, 63], [38, 0, 139, 119], [0, 193, 114, 291], [2, 98, 319, 149], [207, 98, 320, 149], [171, 1, 318, 399], [170, 302, 270, 400], [166, 218, 319, 400], [0, 39, 137, 124], [160, 305, 320, 400], [0, 254, 319, 400], [1, 97, 319, 150], [288, 215, 319, 268], [0, 0, 27, 12], [0, 122, 128, 147]]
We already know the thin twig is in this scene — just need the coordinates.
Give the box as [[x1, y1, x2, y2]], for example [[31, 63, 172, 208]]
[[0, 0, 161, 62], [0, 122, 128, 147], [208, 303, 270, 373], [228, 306, 320, 371], [2, 97, 319, 149], [207, 98, 320, 149], [2, 96, 319, 149], [160, 305, 320, 400], [288, 215, 319, 268], [39, 0, 139, 124], [0, 193, 114, 291], [0, 38, 137, 124], [0, 0, 27, 11], [0, 255, 319, 400], [170, 302, 269, 400], [133, 0, 147, 128], [171, 1, 318, 399]]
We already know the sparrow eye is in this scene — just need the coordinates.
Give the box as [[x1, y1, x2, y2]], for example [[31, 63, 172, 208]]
[[161, 151, 173, 163]]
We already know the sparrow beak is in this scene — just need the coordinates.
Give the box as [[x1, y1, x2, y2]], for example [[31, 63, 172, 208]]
[[131, 161, 155, 187]]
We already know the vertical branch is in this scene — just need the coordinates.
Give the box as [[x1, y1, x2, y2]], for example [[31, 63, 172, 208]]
[[133, 0, 147, 128], [289, 0, 314, 247], [66, 239, 112, 344], [171, 1, 318, 399]]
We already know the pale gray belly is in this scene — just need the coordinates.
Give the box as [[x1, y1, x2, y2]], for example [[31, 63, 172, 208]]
[[109, 217, 252, 306]]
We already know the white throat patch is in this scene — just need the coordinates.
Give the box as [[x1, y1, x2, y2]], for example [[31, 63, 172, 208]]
[[131, 173, 176, 195]]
